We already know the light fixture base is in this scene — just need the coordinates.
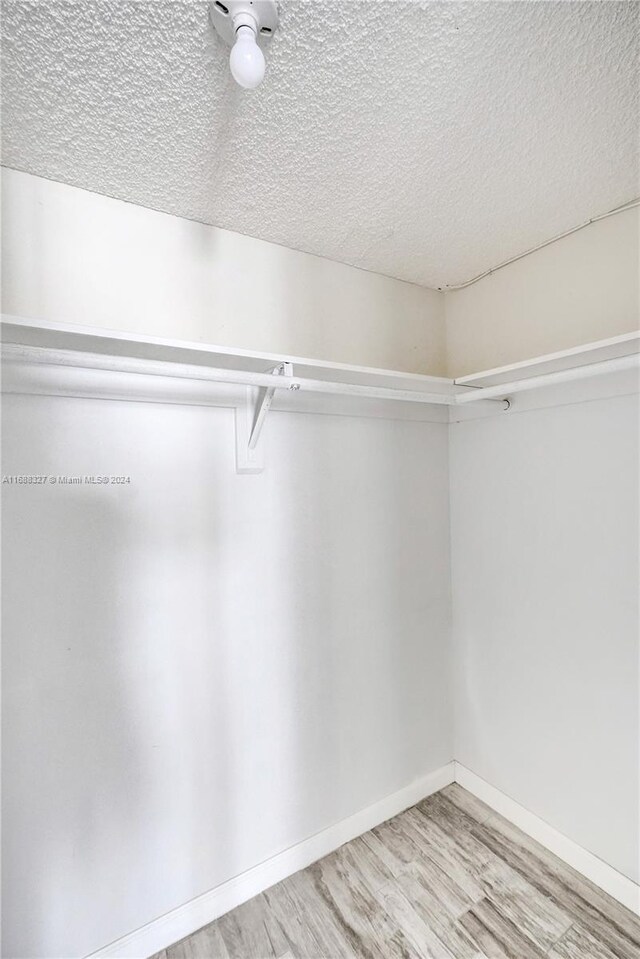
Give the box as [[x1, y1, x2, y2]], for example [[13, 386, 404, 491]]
[[210, 0, 279, 47]]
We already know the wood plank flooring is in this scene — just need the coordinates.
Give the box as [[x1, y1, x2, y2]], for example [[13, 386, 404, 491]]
[[151, 785, 640, 959]]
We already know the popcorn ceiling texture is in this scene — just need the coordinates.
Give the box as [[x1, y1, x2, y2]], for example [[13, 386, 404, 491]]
[[1, 0, 638, 289]]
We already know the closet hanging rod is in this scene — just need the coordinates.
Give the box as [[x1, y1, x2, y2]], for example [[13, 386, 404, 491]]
[[1, 343, 457, 406], [455, 353, 640, 404], [4, 342, 636, 409]]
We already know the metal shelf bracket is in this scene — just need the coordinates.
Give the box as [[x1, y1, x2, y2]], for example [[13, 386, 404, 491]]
[[235, 362, 295, 473]]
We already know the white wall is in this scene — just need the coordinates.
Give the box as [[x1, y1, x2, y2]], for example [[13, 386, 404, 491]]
[[446, 206, 640, 377], [1, 391, 453, 959], [0, 169, 446, 376], [447, 200, 640, 887], [450, 392, 639, 882]]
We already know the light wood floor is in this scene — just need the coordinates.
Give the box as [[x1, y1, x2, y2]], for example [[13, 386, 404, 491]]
[[152, 784, 640, 959]]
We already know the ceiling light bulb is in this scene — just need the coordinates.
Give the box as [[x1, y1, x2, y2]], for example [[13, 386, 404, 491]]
[[230, 22, 265, 89], [210, 2, 278, 91]]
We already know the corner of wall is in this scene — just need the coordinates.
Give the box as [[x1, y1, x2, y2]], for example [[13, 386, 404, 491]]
[[443, 206, 640, 379]]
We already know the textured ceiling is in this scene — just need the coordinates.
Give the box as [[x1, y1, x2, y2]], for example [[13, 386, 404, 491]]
[[1, 0, 638, 288]]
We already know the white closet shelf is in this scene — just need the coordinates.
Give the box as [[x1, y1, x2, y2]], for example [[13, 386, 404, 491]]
[[455, 331, 640, 388], [0, 315, 455, 397], [2, 316, 638, 413]]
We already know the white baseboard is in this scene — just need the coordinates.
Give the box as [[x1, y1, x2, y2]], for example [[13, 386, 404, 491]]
[[86, 762, 455, 959], [87, 759, 639, 958], [454, 763, 640, 917]]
